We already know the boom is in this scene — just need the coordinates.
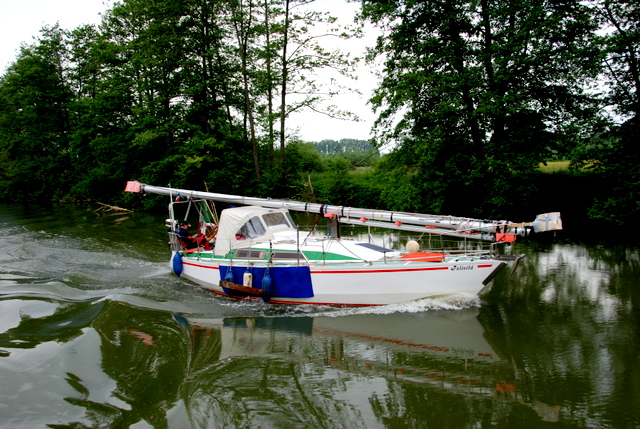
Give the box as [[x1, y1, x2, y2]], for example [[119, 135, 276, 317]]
[[124, 181, 562, 242]]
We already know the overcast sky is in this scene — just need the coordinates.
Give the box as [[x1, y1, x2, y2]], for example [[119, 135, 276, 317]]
[[0, 0, 379, 142]]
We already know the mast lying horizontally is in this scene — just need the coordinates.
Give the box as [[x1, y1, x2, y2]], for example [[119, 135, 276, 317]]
[[124, 181, 562, 241]]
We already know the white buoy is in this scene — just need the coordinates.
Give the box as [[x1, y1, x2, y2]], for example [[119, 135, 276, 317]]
[[406, 240, 419, 253], [243, 272, 253, 287]]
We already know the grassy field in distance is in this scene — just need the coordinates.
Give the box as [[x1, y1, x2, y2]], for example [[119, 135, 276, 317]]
[[539, 161, 570, 173]]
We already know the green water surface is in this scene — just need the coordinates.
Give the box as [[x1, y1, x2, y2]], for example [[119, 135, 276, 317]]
[[0, 204, 638, 428]]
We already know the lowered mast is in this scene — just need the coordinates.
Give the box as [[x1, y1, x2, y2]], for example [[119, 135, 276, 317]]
[[125, 181, 561, 241]]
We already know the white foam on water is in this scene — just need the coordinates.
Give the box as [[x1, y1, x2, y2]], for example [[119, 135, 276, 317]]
[[312, 294, 481, 318], [196, 293, 482, 320]]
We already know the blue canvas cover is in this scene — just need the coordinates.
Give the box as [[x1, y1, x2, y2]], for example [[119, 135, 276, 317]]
[[219, 265, 314, 298]]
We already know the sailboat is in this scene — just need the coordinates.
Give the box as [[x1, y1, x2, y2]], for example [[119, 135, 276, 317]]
[[124, 181, 561, 306]]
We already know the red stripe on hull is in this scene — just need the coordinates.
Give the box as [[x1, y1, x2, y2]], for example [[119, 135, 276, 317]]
[[312, 266, 449, 274], [183, 261, 219, 270], [182, 260, 495, 275]]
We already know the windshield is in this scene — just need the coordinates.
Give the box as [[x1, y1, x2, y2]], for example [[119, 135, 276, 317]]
[[236, 216, 266, 239], [263, 212, 292, 231]]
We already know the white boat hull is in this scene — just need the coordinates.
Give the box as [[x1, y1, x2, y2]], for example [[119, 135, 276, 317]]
[[175, 252, 505, 306]]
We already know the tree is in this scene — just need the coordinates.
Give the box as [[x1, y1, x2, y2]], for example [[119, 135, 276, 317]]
[[594, 0, 640, 119], [228, 0, 263, 179], [273, 0, 361, 168], [571, 0, 640, 225], [360, 0, 601, 217], [0, 0, 360, 207], [0, 25, 74, 201], [65, 23, 135, 200]]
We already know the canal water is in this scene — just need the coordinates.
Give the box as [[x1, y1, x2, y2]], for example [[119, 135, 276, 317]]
[[0, 203, 638, 428]]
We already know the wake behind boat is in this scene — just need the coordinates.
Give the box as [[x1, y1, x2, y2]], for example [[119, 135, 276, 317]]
[[124, 181, 561, 306]]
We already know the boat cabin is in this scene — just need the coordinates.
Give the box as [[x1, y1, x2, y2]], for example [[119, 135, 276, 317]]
[[214, 206, 297, 257]]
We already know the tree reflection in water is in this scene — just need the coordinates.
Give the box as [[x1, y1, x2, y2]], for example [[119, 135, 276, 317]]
[[1, 243, 639, 427]]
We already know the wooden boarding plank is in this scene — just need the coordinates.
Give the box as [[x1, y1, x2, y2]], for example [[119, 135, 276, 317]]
[[220, 280, 266, 296]]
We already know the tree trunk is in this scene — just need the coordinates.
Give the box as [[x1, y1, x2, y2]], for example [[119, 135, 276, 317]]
[[279, 0, 291, 167]]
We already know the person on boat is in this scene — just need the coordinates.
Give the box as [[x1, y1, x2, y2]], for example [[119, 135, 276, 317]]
[[177, 220, 210, 250]]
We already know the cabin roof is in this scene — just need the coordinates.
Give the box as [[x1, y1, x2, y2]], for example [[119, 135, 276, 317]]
[[214, 206, 295, 256]]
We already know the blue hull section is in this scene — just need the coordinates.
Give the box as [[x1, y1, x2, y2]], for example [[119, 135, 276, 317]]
[[219, 265, 313, 298]]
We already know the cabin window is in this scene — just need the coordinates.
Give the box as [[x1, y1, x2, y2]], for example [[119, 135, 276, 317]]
[[355, 243, 393, 253], [263, 212, 292, 231], [272, 251, 304, 260], [235, 249, 266, 259], [237, 216, 266, 239]]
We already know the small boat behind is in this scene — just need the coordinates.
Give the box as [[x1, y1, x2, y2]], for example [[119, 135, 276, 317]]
[[125, 181, 561, 306]]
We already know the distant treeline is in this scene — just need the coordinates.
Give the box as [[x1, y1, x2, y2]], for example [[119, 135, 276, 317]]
[[0, 0, 638, 237], [311, 139, 377, 156]]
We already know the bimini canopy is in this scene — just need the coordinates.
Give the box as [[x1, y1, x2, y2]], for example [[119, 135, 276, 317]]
[[214, 206, 297, 256]]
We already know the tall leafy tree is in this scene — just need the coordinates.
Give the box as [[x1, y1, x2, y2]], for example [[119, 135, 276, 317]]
[[216, 0, 362, 190], [576, 0, 640, 225], [595, 0, 640, 118], [0, 0, 360, 206], [272, 0, 360, 168], [0, 25, 74, 201], [65, 23, 135, 200], [228, 0, 264, 179], [361, 0, 601, 217]]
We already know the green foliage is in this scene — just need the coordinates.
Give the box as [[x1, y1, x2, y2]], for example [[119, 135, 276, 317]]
[[312, 138, 375, 155], [0, 0, 638, 231], [568, 0, 640, 226], [0, 0, 361, 207], [308, 164, 383, 210], [575, 117, 640, 225], [0, 26, 73, 201], [286, 141, 325, 172], [593, 0, 640, 118], [309, 138, 380, 167], [360, 0, 603, 218]]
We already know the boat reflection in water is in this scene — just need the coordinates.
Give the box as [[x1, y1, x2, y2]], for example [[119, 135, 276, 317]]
[[2, 205, 638, 428], [171, 307, 560, 427]]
